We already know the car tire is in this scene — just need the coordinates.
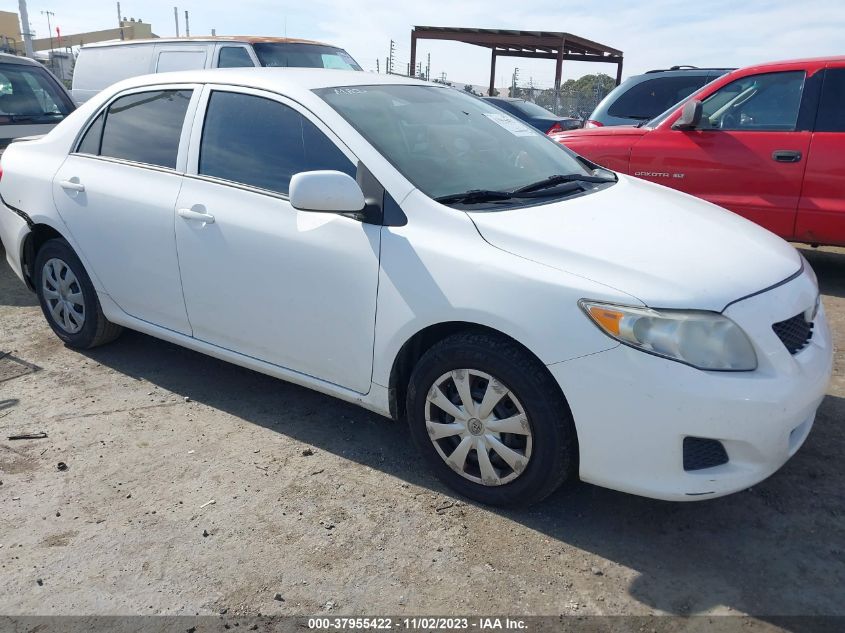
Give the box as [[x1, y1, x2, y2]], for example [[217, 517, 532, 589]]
[[406, 331, 577, 507], [34, 238, 123, 349]]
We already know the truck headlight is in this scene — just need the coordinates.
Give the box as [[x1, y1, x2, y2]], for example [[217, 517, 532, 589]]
[[580, 301, 758, 371]]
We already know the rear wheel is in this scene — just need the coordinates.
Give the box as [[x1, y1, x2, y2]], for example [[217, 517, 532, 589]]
[[34, 238, 122, 349], [407, 331, 577, 506]]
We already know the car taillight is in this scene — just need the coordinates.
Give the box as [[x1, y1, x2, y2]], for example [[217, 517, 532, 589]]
[[546, 122, 563, 135], [585, 120, 603, 128]]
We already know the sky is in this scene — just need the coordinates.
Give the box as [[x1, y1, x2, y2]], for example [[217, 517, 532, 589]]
[[8, 0, 845, 89]]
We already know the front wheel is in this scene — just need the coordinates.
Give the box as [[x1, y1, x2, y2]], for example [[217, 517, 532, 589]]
[[406, 331, 578, 506], [34, 238, 123, 349]]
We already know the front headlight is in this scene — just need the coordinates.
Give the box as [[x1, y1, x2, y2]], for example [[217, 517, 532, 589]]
[[580, 301, 758, 371]]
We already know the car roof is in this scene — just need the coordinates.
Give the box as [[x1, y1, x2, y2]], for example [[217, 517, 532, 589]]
[[0, 52, 46, 67], [644, 66, 735, 74], [108, 67, 430, 96], [482, 97, 524, 103], [82, 36, 335, 49]]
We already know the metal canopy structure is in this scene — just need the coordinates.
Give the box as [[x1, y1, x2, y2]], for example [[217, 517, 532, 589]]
[[409, 26, 624, 100]]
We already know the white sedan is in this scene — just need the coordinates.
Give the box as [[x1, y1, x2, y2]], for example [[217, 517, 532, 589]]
[[0, 69, 833, 506]]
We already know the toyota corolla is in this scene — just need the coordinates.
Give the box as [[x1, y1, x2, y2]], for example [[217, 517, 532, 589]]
[[0, 69, 832, 506]]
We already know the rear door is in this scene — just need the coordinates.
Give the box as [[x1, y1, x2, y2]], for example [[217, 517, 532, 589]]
[[629, 70, 812, 238], [52, 86, 199, 334], [795, 65, 845, 246]]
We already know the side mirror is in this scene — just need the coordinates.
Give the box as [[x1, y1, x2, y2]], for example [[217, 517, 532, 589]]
[[289, 170, 365, 213], [672, 99, 703, 130]]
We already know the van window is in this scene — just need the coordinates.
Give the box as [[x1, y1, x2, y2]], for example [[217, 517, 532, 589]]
[[198, 91, 354, 195], [97, 90, 192, 168], [815, 68, 845, 132], [217, 47, 254, 68], [608, 76, 709, 120], [0, 63, 73, 125], [156, 50, 207, 72], [252, 43, 362, 71]]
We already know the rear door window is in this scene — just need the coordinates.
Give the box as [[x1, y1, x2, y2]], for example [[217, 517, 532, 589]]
[[0, 63, 73, 125], [198, 90, 355, 195], [608, 75, 709, 120], [88, 89, 192, 168], [815, 67, 845, 132]]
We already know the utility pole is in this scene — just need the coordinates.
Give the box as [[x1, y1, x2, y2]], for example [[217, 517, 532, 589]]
[[116, 1, 125, 40], [184, 10, 190, 37], [426, 53, 430, 81], [375, 58, 379, 73], [388, 40, 395, 75], [18, 0, 34, 57], [41, 10, 55, 71], [173, 6, 180, 37], [511, 67, 519, 97]]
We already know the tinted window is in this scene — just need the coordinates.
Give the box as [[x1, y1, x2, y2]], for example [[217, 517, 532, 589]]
[[512, 100, 554, 117], [199, 91, 355, 195], [700, 71, 804, 131], [217, 47, 254, 68], [608, 75, 709, 120], [816, 68, 845, 132], [99, 90, 192, 168], [253, 43, 362, 71], [77, 111, 105, 154], [0, 63, 73, 125]]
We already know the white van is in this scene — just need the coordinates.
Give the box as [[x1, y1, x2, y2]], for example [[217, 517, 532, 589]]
[[71, 37, 363, 103]]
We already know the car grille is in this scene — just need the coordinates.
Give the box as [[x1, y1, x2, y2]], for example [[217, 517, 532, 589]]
[[683, 437, 729, 471], [772, 312, 814, 355]]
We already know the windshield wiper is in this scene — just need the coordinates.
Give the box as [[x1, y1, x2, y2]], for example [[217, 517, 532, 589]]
[[511, 173, 616, 195], [434, 189, 515, 205]]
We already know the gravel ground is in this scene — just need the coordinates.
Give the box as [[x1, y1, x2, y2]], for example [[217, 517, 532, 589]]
[[0, 242, 843, 623]]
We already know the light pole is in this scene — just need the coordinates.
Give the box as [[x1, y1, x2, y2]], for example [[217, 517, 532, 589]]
[[41, 10, 55, 71]]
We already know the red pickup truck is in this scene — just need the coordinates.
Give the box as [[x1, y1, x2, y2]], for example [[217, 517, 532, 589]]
[[552, 57, 845, 247]]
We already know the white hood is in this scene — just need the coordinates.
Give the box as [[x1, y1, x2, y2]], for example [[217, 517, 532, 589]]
[[468, 175, 801, 311]]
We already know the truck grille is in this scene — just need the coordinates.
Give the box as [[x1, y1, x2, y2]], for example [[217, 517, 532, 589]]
[[772, 312, 813, 355]]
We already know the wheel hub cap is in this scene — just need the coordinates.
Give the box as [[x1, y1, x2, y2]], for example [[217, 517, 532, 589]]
[[41, 257, 85, 334], [425, 369, 533, 487]]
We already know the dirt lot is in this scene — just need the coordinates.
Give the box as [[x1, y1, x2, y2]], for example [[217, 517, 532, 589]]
[[1, 242, 843, 623]]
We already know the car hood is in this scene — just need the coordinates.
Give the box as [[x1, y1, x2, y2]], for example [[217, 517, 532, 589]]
[[467, 175, 802, 311], [551, 126, 649, 141]]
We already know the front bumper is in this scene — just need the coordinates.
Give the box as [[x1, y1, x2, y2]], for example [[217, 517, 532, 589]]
[[551, 267, 833, 501]]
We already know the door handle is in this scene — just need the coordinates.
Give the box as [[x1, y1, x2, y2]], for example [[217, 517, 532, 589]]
[[59, 179, 85, 192], [178, 208, 215, 224], [772, 150, 802, 163]]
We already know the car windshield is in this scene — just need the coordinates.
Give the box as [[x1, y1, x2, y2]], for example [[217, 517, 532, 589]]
[[0, 63, 73, 125], [315, 84, 599, 205], [253, 43, 362, 71]]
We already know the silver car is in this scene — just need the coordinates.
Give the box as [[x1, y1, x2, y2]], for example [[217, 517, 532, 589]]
[[586, 66, 732, 128]]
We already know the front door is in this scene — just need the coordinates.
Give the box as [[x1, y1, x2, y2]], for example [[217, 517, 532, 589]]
[[630, 70, 811, 239], [174, 87, 380, 393], [52, 87, 197, 334]]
